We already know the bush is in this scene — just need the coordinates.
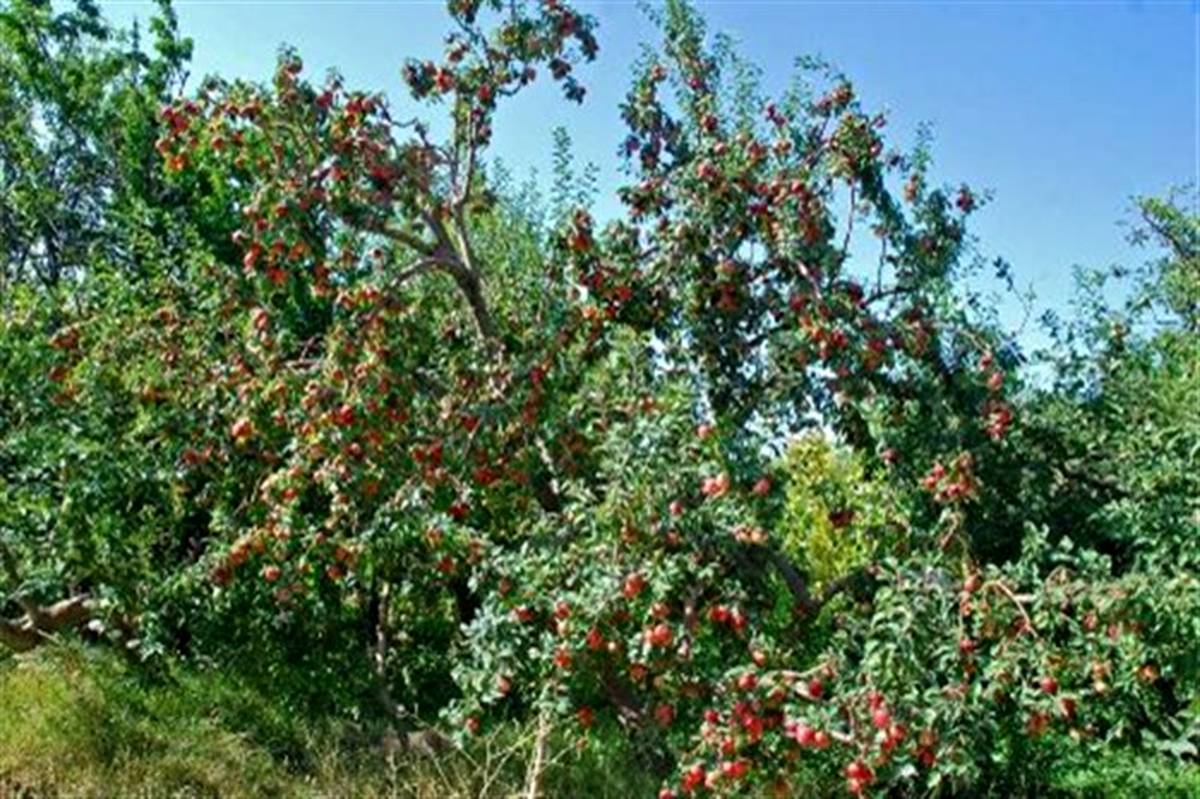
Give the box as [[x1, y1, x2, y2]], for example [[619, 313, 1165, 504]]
[[779, 433, 904, 589]]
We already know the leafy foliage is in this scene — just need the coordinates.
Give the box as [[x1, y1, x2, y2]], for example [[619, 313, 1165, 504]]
[[779, 433, 904, 588]]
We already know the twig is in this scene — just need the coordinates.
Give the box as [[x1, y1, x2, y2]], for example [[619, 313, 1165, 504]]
[[524, 709, 552, 799], [984, 579, 1038, 640]]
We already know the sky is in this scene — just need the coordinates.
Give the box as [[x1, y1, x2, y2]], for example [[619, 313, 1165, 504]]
[[100, 0, 1197, 351]]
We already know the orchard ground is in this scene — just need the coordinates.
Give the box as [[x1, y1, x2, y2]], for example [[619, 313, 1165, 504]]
[[0, 647, 1197, 798]]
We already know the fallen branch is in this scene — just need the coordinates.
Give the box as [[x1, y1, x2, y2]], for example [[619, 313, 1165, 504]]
[[0, 594, 96, 652]]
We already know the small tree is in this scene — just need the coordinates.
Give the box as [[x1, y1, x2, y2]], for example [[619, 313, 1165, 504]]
[[3, 0, 1195, 795]]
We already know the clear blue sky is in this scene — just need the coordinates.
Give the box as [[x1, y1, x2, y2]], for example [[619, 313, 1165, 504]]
[[102, 0, 1196, 348]]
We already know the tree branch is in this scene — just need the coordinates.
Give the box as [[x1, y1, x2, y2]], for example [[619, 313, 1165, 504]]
[[351, 215, 437, 257], [0, 594, 97, 653], [767, 549, 818, 615], [600, 661, 645, 727], [767, 549, 864, 617], [422, 207, 502, 343], [445, 258, 501, 342], [366, 581, 454, 754]]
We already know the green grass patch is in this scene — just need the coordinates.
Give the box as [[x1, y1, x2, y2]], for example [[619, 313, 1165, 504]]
[[0, 645, 657, 798]]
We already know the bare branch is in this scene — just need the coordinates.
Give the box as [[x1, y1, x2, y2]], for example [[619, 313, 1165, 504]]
[[839, 182, 857, 263], [864, 283, 915, 306]]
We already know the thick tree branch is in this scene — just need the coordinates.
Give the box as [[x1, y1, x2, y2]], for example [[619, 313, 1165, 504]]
[[349, 203, 502, 343], [768, 549, 818, 615], [767, 549, 864, 617], [524, 710, 551, 799], [453, 112, 478, 211], [422, 207, 502, 343], [531, 436, 564, 514], [389, 255, 446, 289], [600, 661, 645, 727], [368, 581, 414, 725], [445, 258, 501, 342]]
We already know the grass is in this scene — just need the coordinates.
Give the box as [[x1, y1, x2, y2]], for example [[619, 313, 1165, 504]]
[[2, 644, 1197, 798], [0, 646, 656, 799], [1047, 747, 1200, 799]]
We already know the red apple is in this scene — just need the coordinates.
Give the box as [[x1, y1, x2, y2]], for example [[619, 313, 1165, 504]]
[[646, 623, 674, 648], [622, 572, 646, 599], [231, 417, 254, 441]]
